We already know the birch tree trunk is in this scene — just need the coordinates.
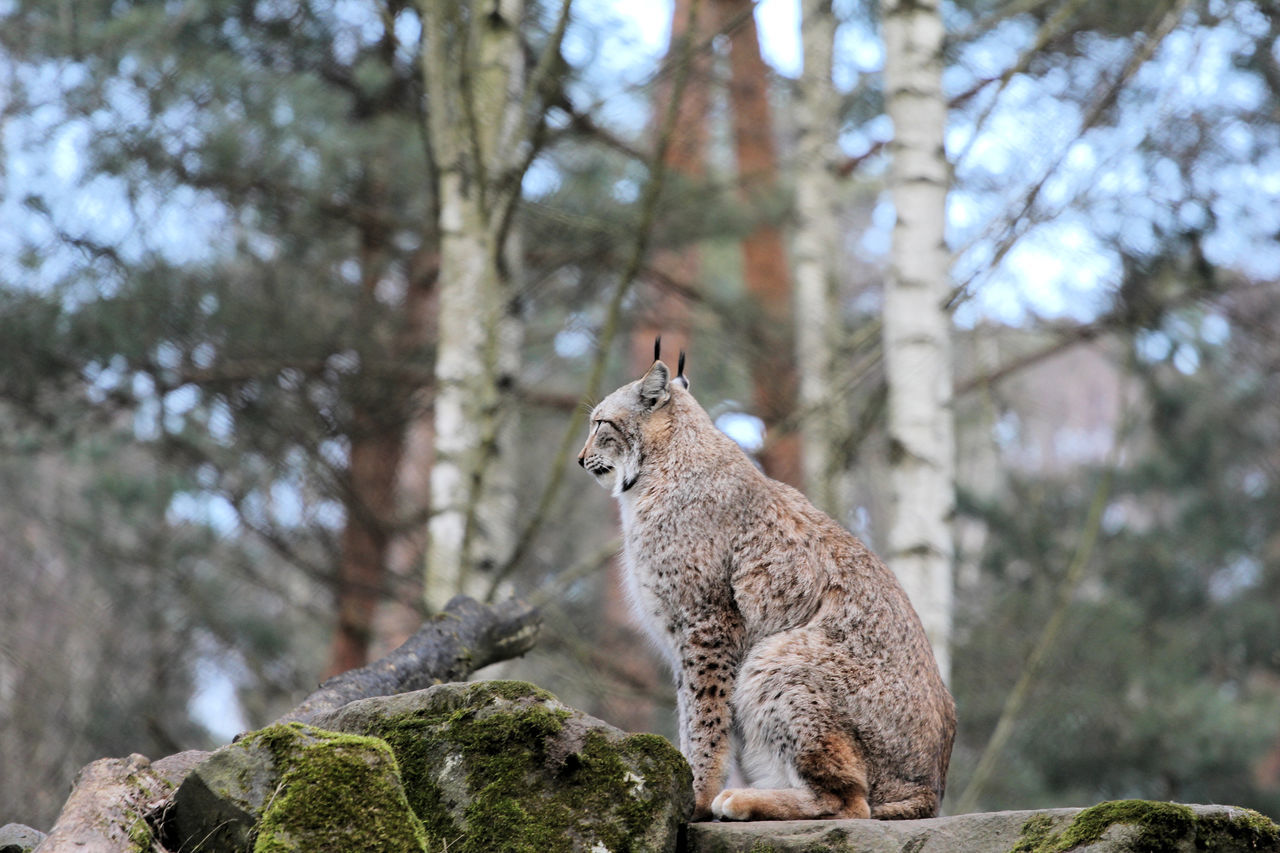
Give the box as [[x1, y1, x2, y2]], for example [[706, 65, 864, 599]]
[[792, 0, 850, 520], [881, 0, 955, 681], [419, 0, 560, 610]]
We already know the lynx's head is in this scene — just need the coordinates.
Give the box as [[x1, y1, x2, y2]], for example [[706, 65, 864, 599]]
[[577, 341, 689, 497]]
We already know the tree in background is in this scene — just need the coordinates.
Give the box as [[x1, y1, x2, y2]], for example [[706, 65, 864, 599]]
[[792, 0, 852, 520], [950, 275, 1280, 816], [0, 0, 440, 819], [418, 0, 571, 610], [718, 0, 803, 487], [881, 0, 956, 680]]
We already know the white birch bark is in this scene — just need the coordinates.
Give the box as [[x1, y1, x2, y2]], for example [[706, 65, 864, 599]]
[[881, 0, 955, 681], [420, 0, 528, 609], [792, 0, 850, 521]]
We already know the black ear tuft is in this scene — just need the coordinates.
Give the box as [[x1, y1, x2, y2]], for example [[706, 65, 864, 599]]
[[639, 360, 671, 410], [675, 350, 689, 389], [653, 335, 662, 363]]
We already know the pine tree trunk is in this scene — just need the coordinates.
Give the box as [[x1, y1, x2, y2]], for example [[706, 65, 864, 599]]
[[327, 417, 403, 675], [326, 175, 406, 676], [792, 0, 850, 519], [419, 0, 528, 610], [640, 0, 710, 356], [720, 0, 803, 488], [881, 0, 955, 681]]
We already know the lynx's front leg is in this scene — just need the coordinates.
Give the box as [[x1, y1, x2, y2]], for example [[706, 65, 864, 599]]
[[676, 620, 741, 820]]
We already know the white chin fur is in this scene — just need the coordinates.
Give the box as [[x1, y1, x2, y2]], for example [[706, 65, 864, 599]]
[[610, 462, 640, 498]]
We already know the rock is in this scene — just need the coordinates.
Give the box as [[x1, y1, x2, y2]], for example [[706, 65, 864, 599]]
[[686, 800, 1280, 853], [167, 722, 427, 852], [310, 679, 694, 853], [0, 824, 45, 853], [32, 753, 171, 853]]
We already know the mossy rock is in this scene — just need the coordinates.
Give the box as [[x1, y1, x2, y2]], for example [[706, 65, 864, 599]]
[[687, 801, 1280, 853], [310, 679, 694, 853], [167, 722, 427, 852], [1009, 799, 1280, 852]]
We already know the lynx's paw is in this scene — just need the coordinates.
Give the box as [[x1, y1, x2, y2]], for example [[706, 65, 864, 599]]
[[710, 786, 866, 820], [711, 788, 822, 820], [710, 788, 753, 820]]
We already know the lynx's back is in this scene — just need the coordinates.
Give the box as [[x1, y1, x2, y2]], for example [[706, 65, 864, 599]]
[[579, 354, 955, 820]]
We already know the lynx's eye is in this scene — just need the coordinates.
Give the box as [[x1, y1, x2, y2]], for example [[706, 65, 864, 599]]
[[594, 420, 618, 445]]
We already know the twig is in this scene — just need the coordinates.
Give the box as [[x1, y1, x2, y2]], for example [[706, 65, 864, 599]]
[[947, 0, 1192, 314], [951, 0, 1094, 169], [954, 318, 1110, 395], [527, 537, 621, 610]]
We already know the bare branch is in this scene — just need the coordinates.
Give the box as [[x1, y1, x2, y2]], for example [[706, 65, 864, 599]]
[[273, 595, 541, 725], [948, 0, 1193, 314]]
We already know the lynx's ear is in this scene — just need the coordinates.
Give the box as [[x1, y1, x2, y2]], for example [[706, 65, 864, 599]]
[[674, 350, 689, 390], [639, 360, 671, 410]]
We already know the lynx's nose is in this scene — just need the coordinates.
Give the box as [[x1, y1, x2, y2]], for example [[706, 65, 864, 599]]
[[577, 450, 586, 468]]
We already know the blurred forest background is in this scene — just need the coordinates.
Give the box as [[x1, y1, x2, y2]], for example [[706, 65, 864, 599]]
[[3, 0, 1280, 829]]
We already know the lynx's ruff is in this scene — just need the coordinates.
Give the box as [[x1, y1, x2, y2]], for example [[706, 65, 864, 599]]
[[578, 351, 955, 821]]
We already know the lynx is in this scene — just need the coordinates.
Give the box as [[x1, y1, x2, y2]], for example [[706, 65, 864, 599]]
[[577, 346, 956, 821]]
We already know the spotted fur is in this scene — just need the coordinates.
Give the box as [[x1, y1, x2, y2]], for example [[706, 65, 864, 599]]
[[578, 358, 956, 821]]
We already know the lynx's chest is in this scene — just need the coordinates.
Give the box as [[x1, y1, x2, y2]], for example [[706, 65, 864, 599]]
[[619, 546, 679, 668], [619, 494, 737, 657], [617, 499, 701, 660]]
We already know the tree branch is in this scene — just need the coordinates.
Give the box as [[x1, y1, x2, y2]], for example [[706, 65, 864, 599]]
[[954, 318, 1111, 395], [274, 595, 541, 725]]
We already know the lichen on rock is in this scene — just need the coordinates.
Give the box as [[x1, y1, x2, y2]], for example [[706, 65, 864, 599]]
[[0, 822, 46, 853]]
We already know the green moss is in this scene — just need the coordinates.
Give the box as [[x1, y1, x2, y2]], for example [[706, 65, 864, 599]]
[[375, 684, 571, 851], [1058, 800, 1193, 852], [464, 679, 557, 704], [241, 723, 427, 853], [125, 768, 173, 852], [126, 813, 155, 852], [366, 680, 690, 853], [1009, 814, 1059, 853], [574, 730, 688, 843], [1005, 799, 1280, 853], [1194, 807, 1280, 850]]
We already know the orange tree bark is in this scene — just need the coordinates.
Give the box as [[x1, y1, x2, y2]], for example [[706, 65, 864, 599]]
[[720, 0, 803, 487]]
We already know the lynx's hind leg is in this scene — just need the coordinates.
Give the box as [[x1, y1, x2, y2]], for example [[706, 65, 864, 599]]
[[870, 789, 940, 820], [711, 731, 871, 820], [717, 631, 871, 821]]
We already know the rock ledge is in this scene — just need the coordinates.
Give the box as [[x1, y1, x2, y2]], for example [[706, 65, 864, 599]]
[[687, 800, 1280, 853]]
